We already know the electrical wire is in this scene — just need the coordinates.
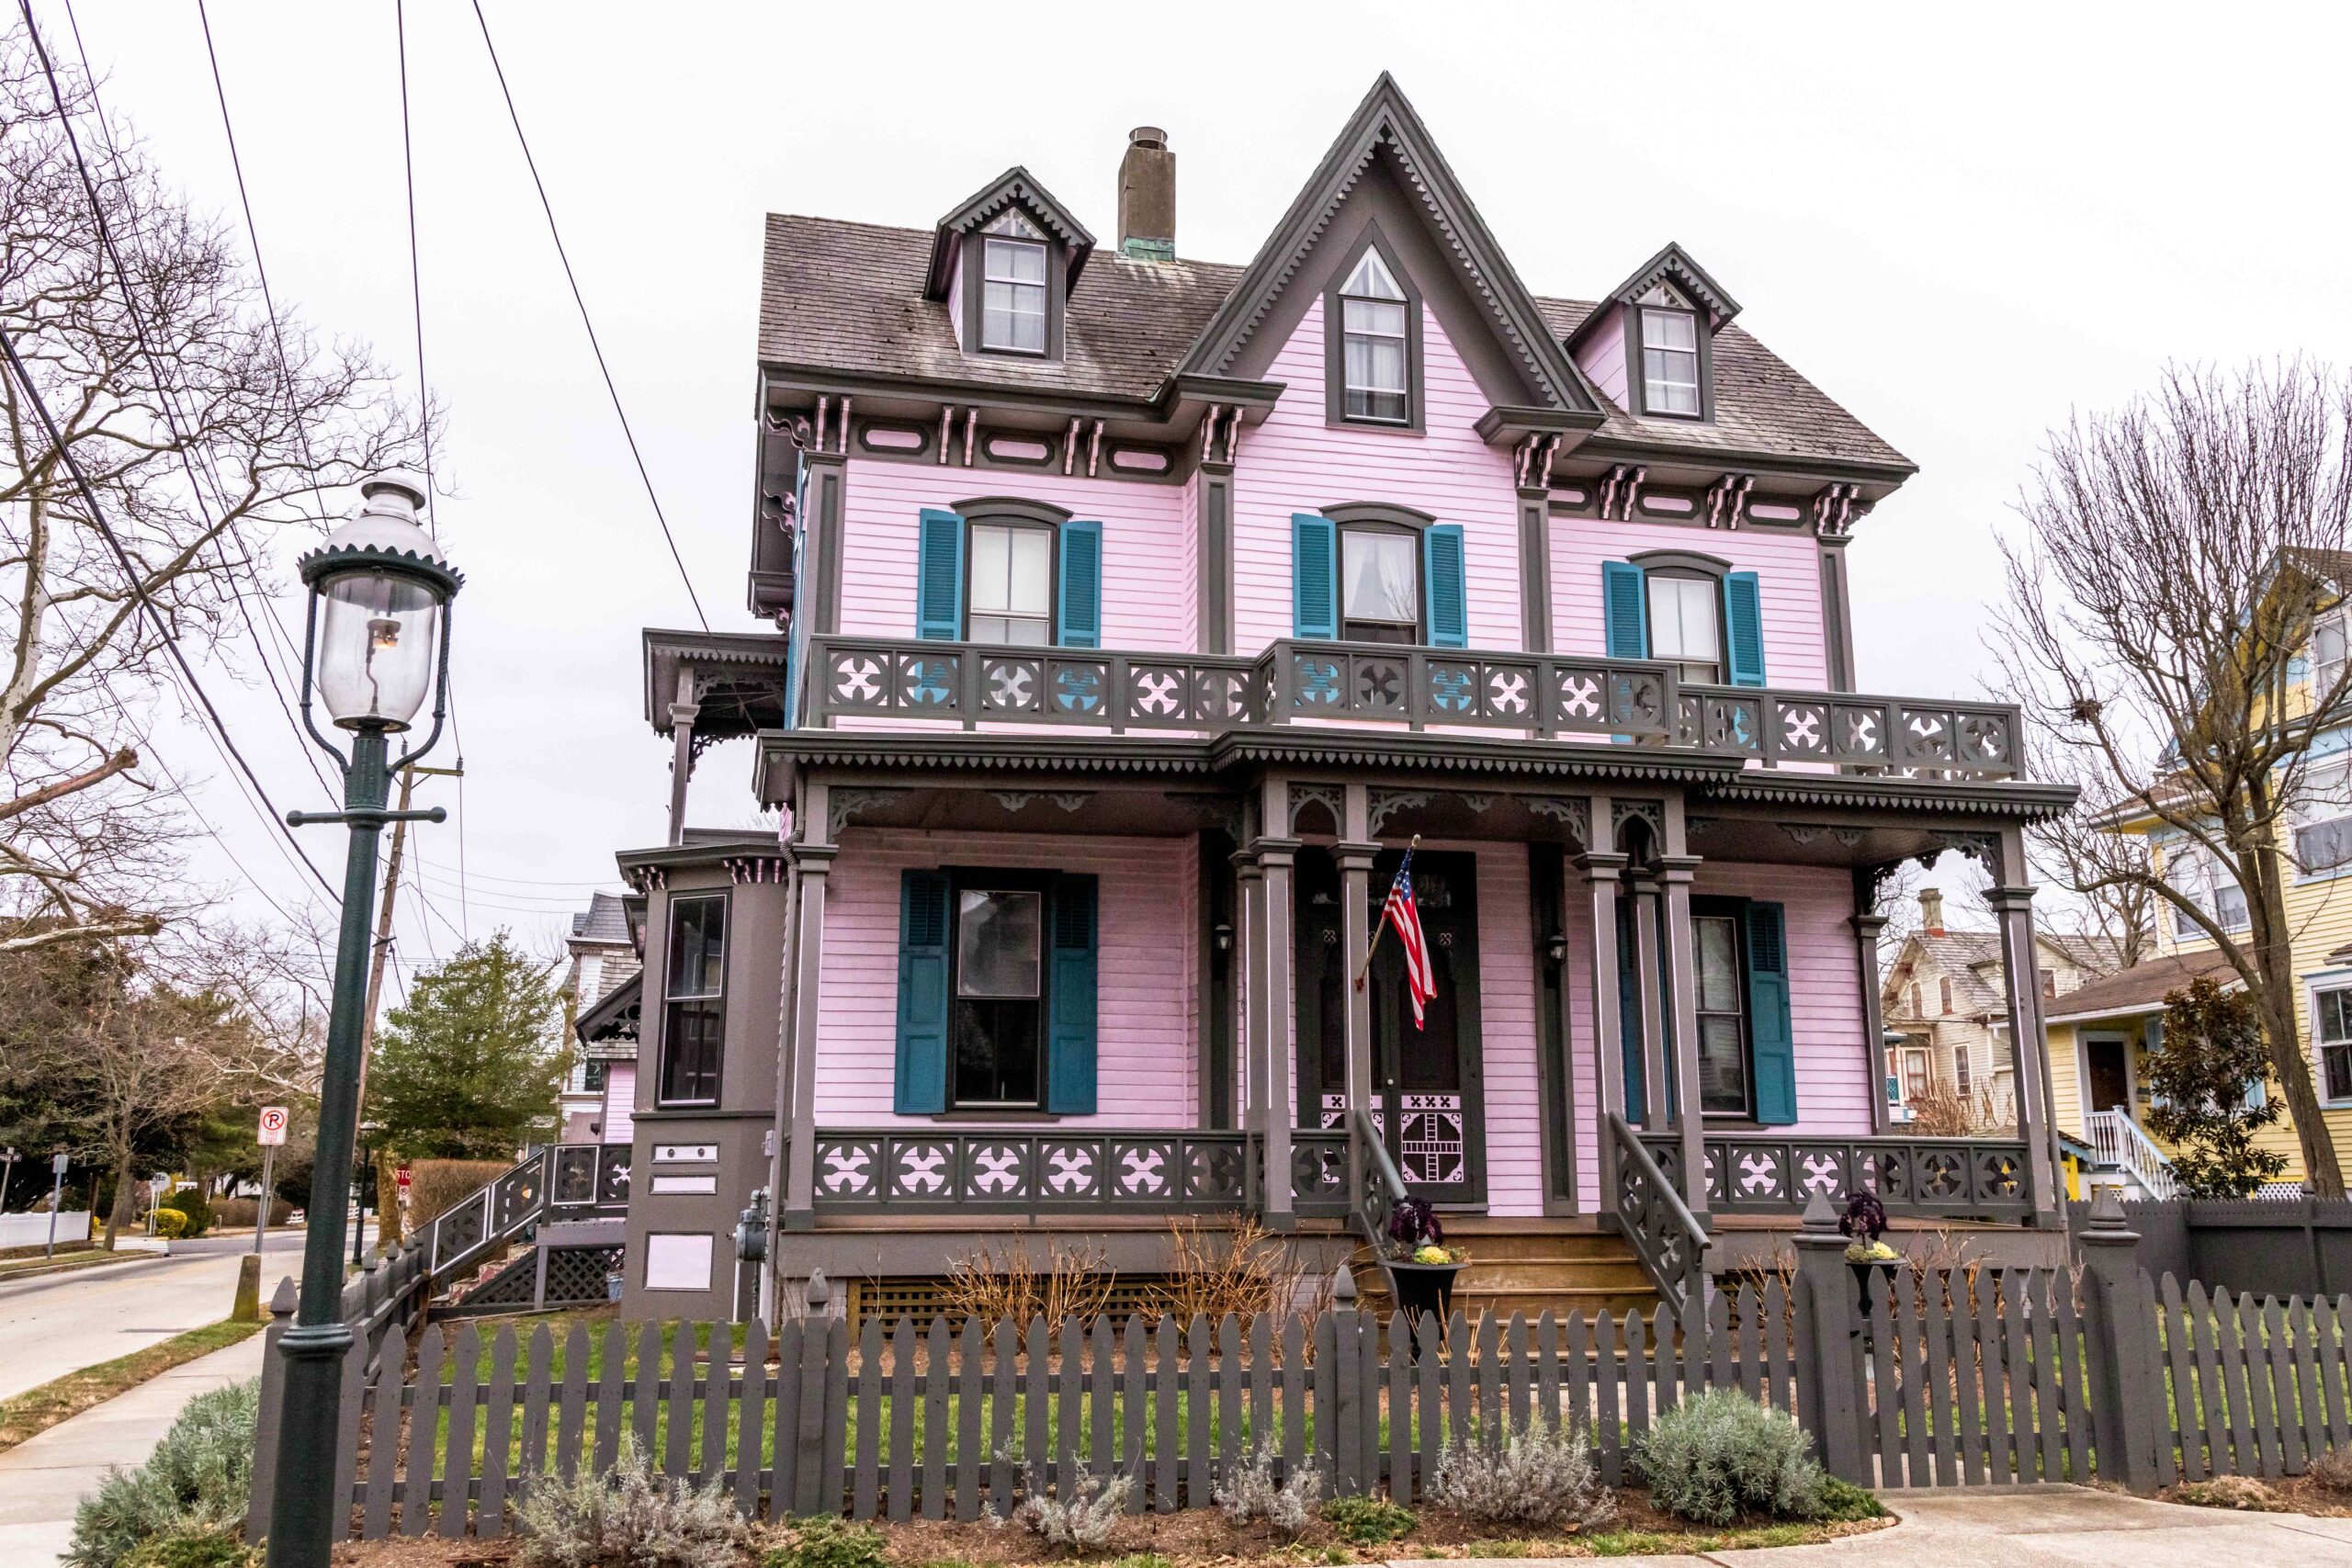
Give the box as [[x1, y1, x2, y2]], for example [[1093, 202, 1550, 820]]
[[466, 0, 710, 631]]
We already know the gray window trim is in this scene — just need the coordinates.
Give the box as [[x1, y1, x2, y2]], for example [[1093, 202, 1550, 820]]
[[1626, 548, 1730, 579], [961, 217, 1067, 362], [1322, 501, 1435, 533], [657, 890, 729, 1108], [1635, 554, 1730, 685], [1323, 224, 1425, 434], [944, 864, 1056, 1113], [1625, 300, 1715, 423], [1328, 513, 1429, 645], [961, 510, 1060, 647]]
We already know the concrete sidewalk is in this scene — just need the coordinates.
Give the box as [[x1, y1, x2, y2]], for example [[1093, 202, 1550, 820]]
[[0, 1332, 266, 1565], [1435, 1485, 2352, 1566]]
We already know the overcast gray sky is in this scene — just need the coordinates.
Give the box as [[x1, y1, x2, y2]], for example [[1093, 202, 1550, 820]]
[[55, 1, 2352, 987]]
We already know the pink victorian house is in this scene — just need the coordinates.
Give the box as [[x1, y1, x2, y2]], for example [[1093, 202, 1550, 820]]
[[614, 77, 2074, 1323]]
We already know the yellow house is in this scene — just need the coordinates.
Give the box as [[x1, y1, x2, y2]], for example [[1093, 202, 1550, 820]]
[[2043, 584, 2352, 1192]]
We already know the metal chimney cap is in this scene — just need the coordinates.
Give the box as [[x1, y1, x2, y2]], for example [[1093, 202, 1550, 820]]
[[1127, 126, 1168, 149]]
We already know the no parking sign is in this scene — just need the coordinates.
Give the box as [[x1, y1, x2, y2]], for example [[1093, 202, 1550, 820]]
[[257, 1107, 288, 1146]]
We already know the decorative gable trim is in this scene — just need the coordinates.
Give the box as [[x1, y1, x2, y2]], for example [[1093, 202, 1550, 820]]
[[1585, 242, 1743, 333], [1177, 73, 1602, 420], [924, 166, 1097, 300]]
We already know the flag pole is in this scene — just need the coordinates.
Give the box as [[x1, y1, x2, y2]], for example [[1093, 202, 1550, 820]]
[[1353, 834, 1419, 990]]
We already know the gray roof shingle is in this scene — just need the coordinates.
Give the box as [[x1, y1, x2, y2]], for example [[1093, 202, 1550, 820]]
[[570, 890, 633, 948], [758, 215, 1911, 472]]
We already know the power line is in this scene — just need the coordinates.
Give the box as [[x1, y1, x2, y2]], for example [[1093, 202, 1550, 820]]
[[466, 0, 710, 631], [391, 0, 436, 539]]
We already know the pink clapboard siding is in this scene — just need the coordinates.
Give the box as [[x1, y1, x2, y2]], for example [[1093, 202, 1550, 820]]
[[603, 1063, 636, 1146], [1232, 299, 1521, 657], [1549, 513, 1829, 691], [1466, 845, 1546, 1217], [836, 460, 1194, 653], [1562, 861, 1871, 1210], [1572, 304, 1628, 409], [813, 829, 1197, 1125]]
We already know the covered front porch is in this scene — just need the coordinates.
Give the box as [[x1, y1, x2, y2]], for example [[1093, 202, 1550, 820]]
[[754, 730, 2075, 1297]]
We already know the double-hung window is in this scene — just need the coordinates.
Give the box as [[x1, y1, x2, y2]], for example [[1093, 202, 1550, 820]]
[[1640, 302, 1702, 416], [660, 895, 726, 1104], [2296, 757, 2352, 877], [2320, 986, 2352, 1101], [953, 886, 1044, 1108], [978, 211, 1047, 355], [1693, 911, 1749, 1115], [1339, 250, 1410, 423], [2315, 609, 2347, 699], [1646, 573, 1722, 683], [1340, 528, 1419, 643], [968, 523, 1053, 646], [2166, 842, 2249, 936]]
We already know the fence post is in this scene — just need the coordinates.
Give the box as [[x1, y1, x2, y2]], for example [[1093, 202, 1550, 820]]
[[2077, 1185, 2164, 1489], [1789, 1191, 1867, 1483], [245, 1276, 299, 1540]]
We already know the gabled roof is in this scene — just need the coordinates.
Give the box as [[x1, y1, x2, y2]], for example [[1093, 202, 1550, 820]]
[[923, 166, 1097, 299], [2044, 950, 2239, 1023], [1583, 242, 1742, 333], [1883, 929, 2126, 1019], [1177, 73, 1600, 418], [575, 968, 640, 1049], [569, 891, 633, 948]]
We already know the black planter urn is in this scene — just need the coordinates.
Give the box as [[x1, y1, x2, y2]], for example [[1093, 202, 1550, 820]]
[[1382, 1258, 1467, 1331]]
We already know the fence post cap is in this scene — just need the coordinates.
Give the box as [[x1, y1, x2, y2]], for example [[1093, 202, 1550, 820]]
[[1331, 1260, 1356, 1303], [2086, 1184, 2127, 1228], [805, 1268, 830, 1311], [1799, 1190, 1840, 1232], [268, 1276, 298, 1315]]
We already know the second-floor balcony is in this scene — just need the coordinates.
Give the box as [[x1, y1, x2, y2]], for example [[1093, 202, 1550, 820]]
[[804, 633, 2027, 779]]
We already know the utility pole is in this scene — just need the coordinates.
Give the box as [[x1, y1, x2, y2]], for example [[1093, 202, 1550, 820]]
[[351, 761, 461, 1254]]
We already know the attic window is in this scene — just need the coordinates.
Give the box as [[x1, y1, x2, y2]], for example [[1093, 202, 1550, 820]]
[[1637, 284, 1702, 418], [979, 210, 1048, 355], [1339, 249, 1411, 423]]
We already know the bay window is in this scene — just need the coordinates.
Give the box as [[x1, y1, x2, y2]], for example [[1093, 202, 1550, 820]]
[[660, 894, 727, 1104]]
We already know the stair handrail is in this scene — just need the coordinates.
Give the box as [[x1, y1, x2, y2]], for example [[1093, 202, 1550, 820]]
[[1608, 1112, 1708, 1314], [423, 1146, 552, 1284], [1351, 1106, 1408, 1253], [2086, 1108, 2178, 1200]]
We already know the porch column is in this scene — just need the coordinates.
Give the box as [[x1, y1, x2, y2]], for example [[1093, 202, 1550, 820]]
[[665, 669, 698, 846], [1236, 850, 1268, 1212], [1628, 868, 1669, 1134], [1338, 784, 1378, 1216], [1657, 851, 1706, 1219], [1254, 807, 1301, 1234], [1850, 885, 1893, 1134], [1579, 833, 1630, 1206], [781, 780, 832, 1234], [1988, 849, 2061, 1224]]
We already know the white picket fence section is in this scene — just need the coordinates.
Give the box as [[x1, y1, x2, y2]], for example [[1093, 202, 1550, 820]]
[[0, 1210, 94, 1248]]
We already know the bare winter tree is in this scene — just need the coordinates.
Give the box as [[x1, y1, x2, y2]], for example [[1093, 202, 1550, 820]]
[[1991, 360, 2352, 1196], [2020, 740, 2156, 972], [1, 29, 423, 953]]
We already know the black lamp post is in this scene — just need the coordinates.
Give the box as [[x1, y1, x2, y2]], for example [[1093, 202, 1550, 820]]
[[266, 474, 459, 1568]]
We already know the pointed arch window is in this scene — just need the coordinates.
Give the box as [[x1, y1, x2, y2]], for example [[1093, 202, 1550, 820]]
[[1334, 243, 1416, 425]]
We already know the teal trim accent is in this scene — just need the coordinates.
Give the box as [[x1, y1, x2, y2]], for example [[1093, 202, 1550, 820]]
[[1057, 519, 1102, 649], [1045, 874, 1099, 1114], [1292, 513, 1339, 639], [1724, 570, 1766, 687], [916, 509, 965, 641], [1425, 523, 1467, 648], [893, 870, 951, 1114], [1602, 560, 1647, 659], [1747, 900, 1795, 1124]]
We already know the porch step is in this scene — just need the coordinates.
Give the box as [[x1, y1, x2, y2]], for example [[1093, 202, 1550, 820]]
[[1351, 1219, 1662, 1324]]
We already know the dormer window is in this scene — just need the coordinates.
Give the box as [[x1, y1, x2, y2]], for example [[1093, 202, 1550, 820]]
[[1638, 285, 1702, 417], [979, 210, 1048, 354], [1325, 232, 1422, 430]]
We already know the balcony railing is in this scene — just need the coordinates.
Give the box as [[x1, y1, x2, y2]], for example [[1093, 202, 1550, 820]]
[[806, 1127, 1351, 1218], [804, 634, 2025, 778], [1641, 1131, 2033, 1221]]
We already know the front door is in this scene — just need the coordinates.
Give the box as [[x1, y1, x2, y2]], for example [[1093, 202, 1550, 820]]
[[1295, 847, 1487, 1205], [2086, 1038, 2132, 1114]]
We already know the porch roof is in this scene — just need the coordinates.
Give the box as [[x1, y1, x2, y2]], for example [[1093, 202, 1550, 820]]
[[643, 627, 791, 741], [2043, 950, 2239, 1024]]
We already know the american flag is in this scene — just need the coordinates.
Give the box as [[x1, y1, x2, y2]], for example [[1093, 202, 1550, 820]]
[[1380, 850, 1438, 1030]]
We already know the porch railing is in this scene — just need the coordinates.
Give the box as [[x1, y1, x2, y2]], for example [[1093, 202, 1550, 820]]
[[802, 634, 2026, 778], [1351, 1106, 1408, 1251], [2086, 1110, 2179, 1200], [1610, 1113, 1708, 1314], [1642, 1130, 2033, 1221], [805, 1128, 1351, 1218]]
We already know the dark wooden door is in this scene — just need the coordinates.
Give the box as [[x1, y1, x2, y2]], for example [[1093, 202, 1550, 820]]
[[2086, 1038, 2131, 1113], [1295, 847, 1486, 1205]]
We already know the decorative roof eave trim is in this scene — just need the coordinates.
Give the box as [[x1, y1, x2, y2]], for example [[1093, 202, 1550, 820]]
[[1475, 404, 1605, 446], [924, 166, 1097, 299], [1571, 242, 1744, 339], [762, 363, 1166, 424], [1173, 73, 1603, 419], [614, 832, 787, 877], [574, 969, 643, 1045], [1566, 435, 1919, 494], [1701, 776, 2079, 820], [642, 626, 791, 728]]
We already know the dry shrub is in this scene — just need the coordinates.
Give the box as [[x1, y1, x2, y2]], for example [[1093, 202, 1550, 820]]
[[515, 1434, 742, 1567], [941, 1238, 1116, 1335], [1213, 1437, 1320, 1535], [992, 1450, 1134, 1550], [2310, 1443, 2352, 1494], [210, 1198, 291, 1230], [1152, 1213, 1306, 1330], [1429, 1417, 1612, 1529], [1905, 1084, 2007, 1137], [402, 1158, 511, 1233], [2174, 1474, 2285, 1511]]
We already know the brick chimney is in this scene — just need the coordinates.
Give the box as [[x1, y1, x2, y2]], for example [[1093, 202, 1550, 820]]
[[1918, 887, 1946, 936], [1117, 127, 1175, 261]]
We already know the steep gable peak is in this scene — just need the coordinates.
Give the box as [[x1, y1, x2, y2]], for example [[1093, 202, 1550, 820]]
[[923, 166, 1097, 301], [1596, 242, 1743, 333]]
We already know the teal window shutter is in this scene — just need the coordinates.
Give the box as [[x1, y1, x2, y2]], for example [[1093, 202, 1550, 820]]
[[1724, 570, 1766, 687], [916, 509, 965, 640], [1424, 523, 1467, 648], [1746, 900, 1796, 1124], [1056, 520, 1102, 649], [1293, 513, 1339, 639], [893, 870, 951, 1113], [1046, 874, 1099, 1114], [1602, 561, 1647, 658]]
